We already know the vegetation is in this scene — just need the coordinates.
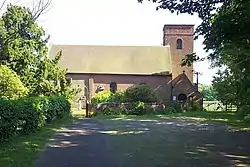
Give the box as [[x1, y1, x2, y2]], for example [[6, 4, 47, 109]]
[[124, 84, 158, 103], [0, 4, 77, 97], [138, 0, 250, 119], [0, 96, 71, 142], [0, 3, 78, 166], [198, 84, 217, 101], [0, 110, 84, 167], [0, 65, 28, 99]]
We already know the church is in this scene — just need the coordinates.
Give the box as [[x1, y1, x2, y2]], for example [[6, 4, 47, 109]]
[[49, 24, 203, 105]]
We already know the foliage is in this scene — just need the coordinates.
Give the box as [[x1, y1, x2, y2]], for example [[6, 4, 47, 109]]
[[199, 84, 217, 101], [188, 101, 202, 112], [165, 102, 182, 113], [0, 5, 77, 98], [0, 65, 28, 99], [124, 84, 158, 103], [244, 114, 250, 123], [91, 90, 126, 104], [127, 102, 148, 115], [138, 0, 250, 113], [237, 105, 250, 119], [0, 96, 71, 142]]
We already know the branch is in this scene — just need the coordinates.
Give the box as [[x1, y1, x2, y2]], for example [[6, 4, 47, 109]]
[[0, 0, 7, 11], [31, 0, 52, 21]]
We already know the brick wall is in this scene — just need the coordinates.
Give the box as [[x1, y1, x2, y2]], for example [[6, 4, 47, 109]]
[[66, 73, 172, 102], [163, 24, 194, 82]]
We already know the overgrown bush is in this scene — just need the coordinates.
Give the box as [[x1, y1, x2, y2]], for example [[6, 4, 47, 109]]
[[0, 65, 28, 99], [127, 102, 147, 115], [165, 102, 182, 113], [188, 101, 202, 111], [0, 96, 71, 142], [91, 90, 125, 104], [244, 114, 250, 123], [237, 105, 250, 118], [124, 84, 158, 103]]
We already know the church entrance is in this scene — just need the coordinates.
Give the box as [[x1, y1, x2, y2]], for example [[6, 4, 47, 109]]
[[178, 93, 187, 102]]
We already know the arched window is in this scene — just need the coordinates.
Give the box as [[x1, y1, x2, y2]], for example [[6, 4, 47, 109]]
[[176, 39, 183, 49], [110, 82, 117, 93], [139, 82, 146, 85], [178, 93, 187, 101]]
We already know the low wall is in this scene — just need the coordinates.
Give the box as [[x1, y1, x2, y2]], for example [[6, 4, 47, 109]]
[[90, 102, 167, 114]]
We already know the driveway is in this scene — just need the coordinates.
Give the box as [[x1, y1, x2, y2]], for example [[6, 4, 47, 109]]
[[35, 117, 250, 167]]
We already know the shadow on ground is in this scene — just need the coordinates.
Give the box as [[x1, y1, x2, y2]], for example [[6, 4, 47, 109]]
[[35, 117, 250, 167]]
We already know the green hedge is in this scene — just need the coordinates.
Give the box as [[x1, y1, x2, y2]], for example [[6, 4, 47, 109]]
[[0, 96, 71, 142]]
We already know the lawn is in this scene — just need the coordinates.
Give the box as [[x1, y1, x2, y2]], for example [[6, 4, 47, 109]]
[[95, 111, 250, 131], [0, 110, 85, 167], [95, 113, 250, 167]]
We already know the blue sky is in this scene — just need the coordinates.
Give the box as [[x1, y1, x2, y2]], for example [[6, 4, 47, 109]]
[[7, 0, 218, 84]]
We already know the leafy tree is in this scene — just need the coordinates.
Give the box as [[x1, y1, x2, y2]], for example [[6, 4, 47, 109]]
[[0, 4, 77, 98], [0, 4, 49, 93], [198, 84, 217, 101], [0, 65, 28, 99], [138, 0, 250, 108]]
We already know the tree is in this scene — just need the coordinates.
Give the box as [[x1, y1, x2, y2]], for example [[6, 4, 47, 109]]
[[0, 4, 50, 94], [0, 65, 28, 99], [198, 84, 217, 101], [0, 4, 77, 97], [138, 0, 250, 108]]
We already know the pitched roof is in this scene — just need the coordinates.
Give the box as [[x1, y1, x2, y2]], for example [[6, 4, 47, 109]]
[[48, 45, 172, 75]]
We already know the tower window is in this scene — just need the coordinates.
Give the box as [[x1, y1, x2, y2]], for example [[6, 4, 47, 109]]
[[110, 82, 117, 93], [176, 39, 183, 49]]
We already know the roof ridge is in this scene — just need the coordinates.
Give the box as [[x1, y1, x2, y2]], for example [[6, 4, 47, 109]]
[[51, 44, 170, 48]]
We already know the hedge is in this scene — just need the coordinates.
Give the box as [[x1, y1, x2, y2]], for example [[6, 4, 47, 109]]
[[90, 102, 182, 116], [0, 96, 71, 142]]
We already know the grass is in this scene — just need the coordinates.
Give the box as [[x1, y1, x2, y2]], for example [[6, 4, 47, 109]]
[[95, 111, 250, 131], [163, 111, 250, 131], [0, 110, 85, 167]]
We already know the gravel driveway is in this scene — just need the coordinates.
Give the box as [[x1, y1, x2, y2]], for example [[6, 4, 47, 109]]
[[34, 117, 250, 167]]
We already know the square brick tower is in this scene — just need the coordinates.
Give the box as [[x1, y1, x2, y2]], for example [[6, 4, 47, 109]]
[[163, 24, 194, 82]]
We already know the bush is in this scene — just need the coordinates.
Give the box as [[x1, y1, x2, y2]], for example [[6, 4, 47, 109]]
[[124, 84, 158, 103], [127, 101, 147, 115], [0, 96, 71, 142], [244, 114, 250, 123], [188, 101, 202, 111], [91, 90, 112, 104], [237, 105, 250, 118], [0, 65, 28, 99], [91, 90, 125, 104]]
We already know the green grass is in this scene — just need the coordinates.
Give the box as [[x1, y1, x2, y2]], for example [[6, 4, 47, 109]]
[[0, 110, 85, 167], [163, 111, 250, 131], [94, 111, 250, 131]]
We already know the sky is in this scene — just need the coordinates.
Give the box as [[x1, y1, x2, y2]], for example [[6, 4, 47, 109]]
[[4, 0, 218, 85]]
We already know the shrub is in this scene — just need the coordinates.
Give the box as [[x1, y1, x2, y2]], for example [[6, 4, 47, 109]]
[[0, 65, 28, 99], [124, 84, 158, 103], [91, 90, 112, 104], [91, 90, 125, 104], [165, 102, 182, 114], [110, 91, 125, 103], [0, 95, 71, 142], [188, 101, 202, 111], [237, 105, 250, 118], [126, 101, 147, 115], [244, 114, 250, 123]]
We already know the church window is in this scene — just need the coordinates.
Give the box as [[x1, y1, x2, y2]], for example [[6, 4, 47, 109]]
[[110, 82, 117, 93], [176, 39, 183, 49]]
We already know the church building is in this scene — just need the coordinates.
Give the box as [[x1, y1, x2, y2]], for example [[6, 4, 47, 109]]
[[49, 24, 203, 105]]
